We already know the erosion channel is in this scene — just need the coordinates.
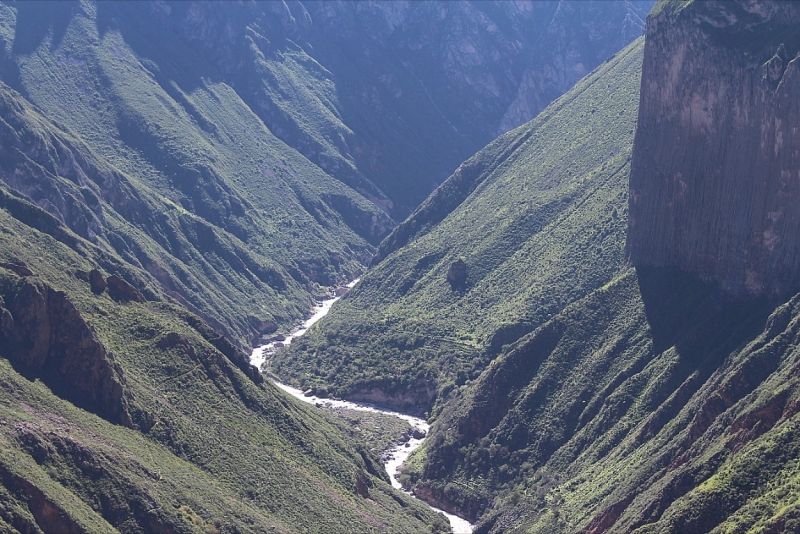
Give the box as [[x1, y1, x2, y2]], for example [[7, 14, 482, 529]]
[[250, 280, 474, 534]]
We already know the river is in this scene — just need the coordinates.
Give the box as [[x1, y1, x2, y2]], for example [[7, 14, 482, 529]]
[[250, 280, 474, 534]]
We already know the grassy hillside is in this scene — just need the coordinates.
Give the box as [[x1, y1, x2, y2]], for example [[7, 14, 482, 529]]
[[397, 2, 800, 531], [0, 2, 651, 530], [270, 40, 643, 414], [0, 194, 449, 533], [0, 0, 651, 347], [410, 264, 800, 533], [0, 1, 394, 352], [0, 37, 447, 534]]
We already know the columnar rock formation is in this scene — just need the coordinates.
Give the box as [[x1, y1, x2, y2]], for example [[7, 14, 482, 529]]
[[627, 0, 800, 297]]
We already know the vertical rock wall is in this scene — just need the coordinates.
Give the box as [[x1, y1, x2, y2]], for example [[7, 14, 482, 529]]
[[628, 0, 800, 297]]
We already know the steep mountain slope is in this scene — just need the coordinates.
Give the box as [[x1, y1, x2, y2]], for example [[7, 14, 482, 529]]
[[412, 266, 800, 533], [0, 2, 658, 531], [271, 39, 643, 414], [32, 0, 654, 219], [0, 0, 393, 352], [0, 79, 448, 534], [0, 0, 652, 346], [403, 1, 800, 532], [298, 0, 653, 215]]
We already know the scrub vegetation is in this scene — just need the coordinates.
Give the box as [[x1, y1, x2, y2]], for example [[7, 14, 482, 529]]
[[272, 40, 643, 414]]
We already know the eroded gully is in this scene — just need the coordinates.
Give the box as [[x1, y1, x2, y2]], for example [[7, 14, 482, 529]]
[[250, 280, 474, 534]]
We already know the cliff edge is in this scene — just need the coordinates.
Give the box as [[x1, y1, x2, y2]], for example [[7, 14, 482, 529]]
[[628, 0, 800, 297]]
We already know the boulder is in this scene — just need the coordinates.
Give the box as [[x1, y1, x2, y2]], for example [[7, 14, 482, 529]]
[[446, 258, 467, 289], [106, 274, 144, 303], [411, 427, 427, 440], [88, 268, 107, 294]]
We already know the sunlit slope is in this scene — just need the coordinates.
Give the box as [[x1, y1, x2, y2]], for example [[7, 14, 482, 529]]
[[0, 43, 446, 533], [272, 40, 643, 412], [0, 115, 448, 534], [0, 1, 392, 349]]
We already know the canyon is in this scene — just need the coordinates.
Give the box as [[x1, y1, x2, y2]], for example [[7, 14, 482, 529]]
[[4, 1, 800, 533]]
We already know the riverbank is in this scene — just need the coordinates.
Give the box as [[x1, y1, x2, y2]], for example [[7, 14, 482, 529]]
[[268, 380, 473, 534], [249, 280, 474, 534]]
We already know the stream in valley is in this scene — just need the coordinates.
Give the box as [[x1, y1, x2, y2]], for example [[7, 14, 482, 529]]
[[250, 280, 474, 534]]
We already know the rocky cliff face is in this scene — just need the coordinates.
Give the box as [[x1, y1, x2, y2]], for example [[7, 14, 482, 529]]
[[628, 0, 800, 297], [0, 272, 132, 427]]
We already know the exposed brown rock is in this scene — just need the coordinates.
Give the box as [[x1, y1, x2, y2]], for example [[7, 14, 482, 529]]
[[580, 497, 634, 534], [248, 315, 278, 335], [354, 470, 370, 498], [446, 258, 467, 289], [411, 484, 484, 524], [0, 462, 86, 534], [349, 378, 437, 415], [88, 268, 107, 295], [0, 261, 32, 277]]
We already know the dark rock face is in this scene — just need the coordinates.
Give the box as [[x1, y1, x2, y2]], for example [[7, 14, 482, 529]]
[[88, 268, 107, 295], [106, 275, 144, 303], [627, 0, 800, 297], [446, 258, 468, 289], [0, 461, 86, 534], [0, 275, 132, 426], [0, 261, 32, 277]]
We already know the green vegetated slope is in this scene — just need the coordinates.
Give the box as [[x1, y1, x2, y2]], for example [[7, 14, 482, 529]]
[[298, 0, 653, 216], [411, 265, 800, 533], [0, 125, 447, 534], [271, 40, 643, 414], [0, 8, 448, 533], [0, 1, 393, 350], [402, 1, 800, 531], [0, 245, 447, 533]]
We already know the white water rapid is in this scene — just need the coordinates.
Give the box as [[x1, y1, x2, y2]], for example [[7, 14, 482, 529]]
[[250, 280, 474, 534]]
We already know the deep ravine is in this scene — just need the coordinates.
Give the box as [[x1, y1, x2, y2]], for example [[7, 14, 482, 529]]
[[250, 280, 474, 534]]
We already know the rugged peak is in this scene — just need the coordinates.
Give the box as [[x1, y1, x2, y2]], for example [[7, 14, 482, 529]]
[[627, 0, 800, 297]]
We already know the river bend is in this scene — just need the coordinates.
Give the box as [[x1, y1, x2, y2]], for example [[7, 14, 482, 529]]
[[250, 280, 473, 534]]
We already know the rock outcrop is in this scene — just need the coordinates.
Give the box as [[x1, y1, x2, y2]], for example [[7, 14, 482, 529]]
[[105, 274, 145, 303], [446, 258, 467, 289], [0, 274, 132, 427], [628, 0, 800, 297]]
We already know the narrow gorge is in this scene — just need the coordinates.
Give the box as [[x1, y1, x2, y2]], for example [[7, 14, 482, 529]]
[[4, 1, 800, 533]]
